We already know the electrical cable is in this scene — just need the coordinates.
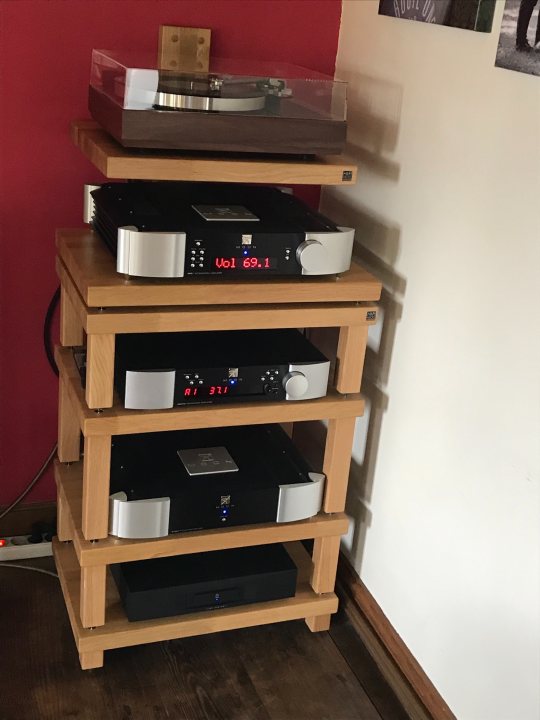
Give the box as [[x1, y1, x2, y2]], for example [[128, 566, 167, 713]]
[[44, 286, 60, 377], [0, 287, 60, 522], [0, 444, 58, 521], [0, 563, 58, 579]]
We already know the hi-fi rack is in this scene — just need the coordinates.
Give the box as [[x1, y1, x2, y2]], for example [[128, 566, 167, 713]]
[[53, 118, 381, 669]]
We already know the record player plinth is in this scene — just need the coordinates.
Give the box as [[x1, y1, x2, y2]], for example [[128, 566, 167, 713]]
[[89, 86, 347, 156]]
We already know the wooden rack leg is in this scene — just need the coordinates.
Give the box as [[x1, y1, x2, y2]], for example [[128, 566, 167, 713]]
[[60, 284, 84, 347], [310, 535, 341, 593], [322, 416, 357, 513], [335, 324, 368, 394], [85, 333, 115, 409], [82, 435, 111, 540], [80, 565, 107, 628], [79, 651, 104, 670], [305, 615, 331, 632], [57, 486, 73, 542], [58, 379, 80, 462], [305, 535, 341, 633]]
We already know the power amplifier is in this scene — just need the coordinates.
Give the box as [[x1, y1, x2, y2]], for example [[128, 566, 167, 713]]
[[108, 424, 325, 539]]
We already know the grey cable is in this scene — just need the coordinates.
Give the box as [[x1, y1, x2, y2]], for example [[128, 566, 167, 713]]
[[0, 562, 58, 579]]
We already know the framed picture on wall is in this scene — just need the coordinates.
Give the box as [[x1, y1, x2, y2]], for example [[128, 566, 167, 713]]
[[495, 0, 540, 77], [378, 0, 496, 32]]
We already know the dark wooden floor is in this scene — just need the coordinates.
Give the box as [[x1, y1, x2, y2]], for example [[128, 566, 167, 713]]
[[0, 559, 409, 720]]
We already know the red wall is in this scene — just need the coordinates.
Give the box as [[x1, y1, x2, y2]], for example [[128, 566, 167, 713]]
[[0, 1, 341, 505]]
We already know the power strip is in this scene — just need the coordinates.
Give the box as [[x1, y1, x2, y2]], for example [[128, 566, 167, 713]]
[[0, 534, 53, 562]]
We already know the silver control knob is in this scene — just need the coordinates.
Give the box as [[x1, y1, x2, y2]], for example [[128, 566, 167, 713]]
[[283, 371, 309, 399], [296, 240, 328, 273]]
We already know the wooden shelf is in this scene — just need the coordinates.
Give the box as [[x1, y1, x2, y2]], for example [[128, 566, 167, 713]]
[[71, 119, 358, 186], [57, 229, 382, 309], [56, 459, 349, 567], [54, 537, 339, 665], [56, 345, 365, 437]]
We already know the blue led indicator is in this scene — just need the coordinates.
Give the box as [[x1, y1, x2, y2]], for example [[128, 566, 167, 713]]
[[243, 250, 249, 256]]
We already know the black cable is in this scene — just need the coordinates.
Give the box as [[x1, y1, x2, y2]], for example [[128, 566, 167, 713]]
[[44, 286, 60, 377], [0, 444, 58, 521], [0, 287, 61, 522]]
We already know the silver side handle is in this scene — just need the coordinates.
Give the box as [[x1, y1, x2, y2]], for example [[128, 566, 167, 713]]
[[117, 227, 187, 278], [298, 226, 354, 275], [124, 370, 176, 410], [276, 472, 325, 523], [109, 492, 171, 538]]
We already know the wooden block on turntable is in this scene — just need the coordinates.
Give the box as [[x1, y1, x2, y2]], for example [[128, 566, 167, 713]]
[[158, 25, 211, 73]]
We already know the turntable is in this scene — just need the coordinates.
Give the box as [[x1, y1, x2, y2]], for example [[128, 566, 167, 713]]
[[89, 50, 348, 155]]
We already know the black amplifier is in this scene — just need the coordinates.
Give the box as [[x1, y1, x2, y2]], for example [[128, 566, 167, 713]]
[[108, 425, 325, 539], [74, 329, 330, 410], [111, 543, 297, 622], [90, 181, 354, 278]]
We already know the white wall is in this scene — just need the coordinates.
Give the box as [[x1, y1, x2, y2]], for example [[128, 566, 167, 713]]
[[324, 3, 540, 719]]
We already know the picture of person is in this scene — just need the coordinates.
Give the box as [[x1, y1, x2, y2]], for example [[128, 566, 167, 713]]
[[515, 0, 539, 51], [496, 0, 540, 77]]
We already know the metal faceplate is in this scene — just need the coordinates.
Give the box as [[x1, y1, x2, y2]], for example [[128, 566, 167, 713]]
[[109, 492, 171, 539], [177, 447, 239, 476], [276, 472, 325, 523], [117, 227, 187, 278], [300, 226, 354, 275], [124, 370, 176, 410], [286, 361, 330, 401]]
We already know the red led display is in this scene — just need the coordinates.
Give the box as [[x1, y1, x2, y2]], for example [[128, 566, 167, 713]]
[[214, 257, 277, 270], [184, 386, 230, 397]]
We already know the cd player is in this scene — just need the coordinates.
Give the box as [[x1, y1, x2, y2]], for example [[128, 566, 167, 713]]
[[90, 182, 354, 278], [108, 424, 325, 539]]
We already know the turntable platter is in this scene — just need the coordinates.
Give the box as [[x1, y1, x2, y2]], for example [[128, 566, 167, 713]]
[[154, 91, 266, 112], [155, 72, 268, 112]]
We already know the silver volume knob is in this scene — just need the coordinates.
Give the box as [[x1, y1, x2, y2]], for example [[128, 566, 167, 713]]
[[283, 371, 309, 399], [296, 239, 328, 274]]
